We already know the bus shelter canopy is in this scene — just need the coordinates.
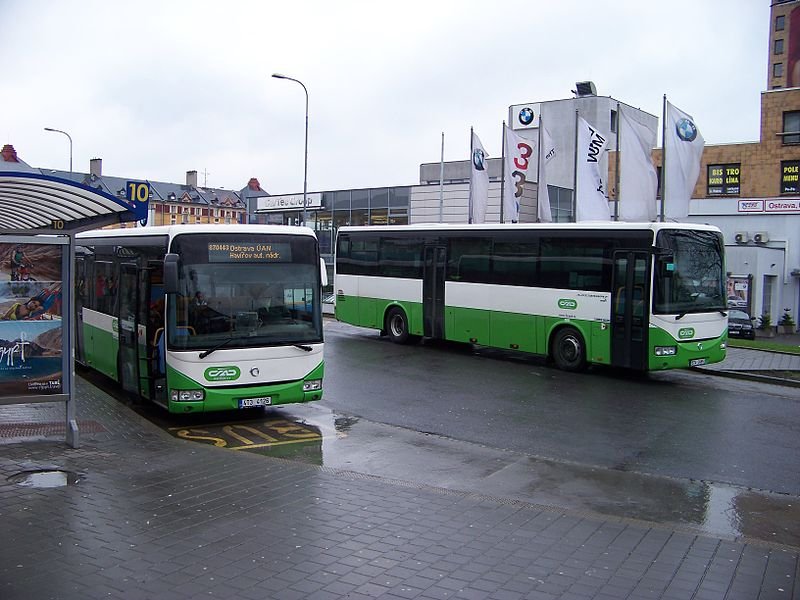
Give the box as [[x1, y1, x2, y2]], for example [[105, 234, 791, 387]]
[[0, 171, 148, 233]]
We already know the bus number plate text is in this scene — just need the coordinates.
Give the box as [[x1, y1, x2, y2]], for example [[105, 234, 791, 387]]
[[689, 358, 706, 367], [239, 396, 272, 408]]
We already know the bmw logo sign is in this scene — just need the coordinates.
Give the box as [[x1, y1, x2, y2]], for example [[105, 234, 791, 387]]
[[676, 118, 698, 142], [518, 107, 534, 126], [472, 148, 486, 171]]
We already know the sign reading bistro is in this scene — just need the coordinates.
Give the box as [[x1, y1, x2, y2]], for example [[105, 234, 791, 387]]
[[707, 163, 740, 196]]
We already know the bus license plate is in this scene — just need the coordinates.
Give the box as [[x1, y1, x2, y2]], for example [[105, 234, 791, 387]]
[[239, 397, 271, 408], [689, 358, 706, 367]]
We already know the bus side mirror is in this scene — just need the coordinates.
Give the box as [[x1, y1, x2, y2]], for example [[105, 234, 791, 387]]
[[164, 253, 179, 294], [320, 258, 328, 287]]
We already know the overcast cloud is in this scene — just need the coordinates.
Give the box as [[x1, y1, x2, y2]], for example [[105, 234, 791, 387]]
[[1, 0, 767, 194]]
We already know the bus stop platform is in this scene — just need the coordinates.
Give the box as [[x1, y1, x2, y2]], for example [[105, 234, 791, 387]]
[[1, 375, 798, 599]]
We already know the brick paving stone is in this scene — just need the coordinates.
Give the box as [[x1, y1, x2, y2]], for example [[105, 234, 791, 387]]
[[1, 381, 799, 600]]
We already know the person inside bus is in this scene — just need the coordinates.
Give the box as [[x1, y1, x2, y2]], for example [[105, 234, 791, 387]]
[[191, 291, 208, 307], [189, 291, 210, 333]]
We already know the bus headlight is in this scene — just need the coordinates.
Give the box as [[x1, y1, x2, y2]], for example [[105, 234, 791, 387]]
[[654, 346, 677, 356], [171, 389, 205, 402], [303, 380, 322, 392]]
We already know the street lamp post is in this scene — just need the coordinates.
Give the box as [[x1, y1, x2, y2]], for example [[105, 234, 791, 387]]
[[272, 73, 309, 227], [44, 127, 73, 173]]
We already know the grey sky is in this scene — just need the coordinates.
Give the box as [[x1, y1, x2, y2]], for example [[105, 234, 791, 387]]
[[2, 0, 767, 194]]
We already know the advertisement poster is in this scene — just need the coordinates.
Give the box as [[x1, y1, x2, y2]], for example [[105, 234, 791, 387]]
[[0, 243, 63, 396], [726, 276, 750, 312]]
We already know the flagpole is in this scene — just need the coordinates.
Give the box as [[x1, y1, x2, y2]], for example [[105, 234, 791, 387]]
[[468, 127, 474, 224], [537, 117, 544, 223], [660, 94, 667, 222], [500, 121, 506, 224], [614, 103, 621, 221], [439, 132, 445, 223], [572, 110, 579, 222]]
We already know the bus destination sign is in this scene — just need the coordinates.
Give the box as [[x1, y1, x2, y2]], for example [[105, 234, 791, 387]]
[[208, 242, 292, 263]]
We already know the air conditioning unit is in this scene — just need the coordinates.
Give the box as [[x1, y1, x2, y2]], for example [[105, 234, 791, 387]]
[[733, 231, 750, 244], [753, 232, 770, 244]]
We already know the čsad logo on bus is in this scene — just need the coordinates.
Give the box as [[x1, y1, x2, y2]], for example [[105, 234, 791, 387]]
[[678, 328, 695, 339], [204, 366, 241, 382], [558, 299, 578, 310]]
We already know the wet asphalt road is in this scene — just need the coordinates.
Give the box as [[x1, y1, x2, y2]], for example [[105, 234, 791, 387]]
[[106, 319, 800, 545], [321, 320, 800, 498]]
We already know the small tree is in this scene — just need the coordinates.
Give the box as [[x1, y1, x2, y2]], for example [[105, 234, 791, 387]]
[[758, 313, 772, 330], [779, 308, 795, 328]]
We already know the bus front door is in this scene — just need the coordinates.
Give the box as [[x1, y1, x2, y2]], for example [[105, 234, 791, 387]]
[[75, 258, 86, 364], [423, 245, 446, 338], [117, 264, 140, 397], [136, 268, 153, 401], [611, 251, 649, 370]]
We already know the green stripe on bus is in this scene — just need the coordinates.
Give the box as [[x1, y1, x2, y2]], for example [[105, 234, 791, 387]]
[[164, 361, 325, 414]]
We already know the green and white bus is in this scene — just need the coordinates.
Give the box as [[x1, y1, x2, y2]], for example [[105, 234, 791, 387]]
[[76, 225, 325, 413], [334, 222, 727, 372]]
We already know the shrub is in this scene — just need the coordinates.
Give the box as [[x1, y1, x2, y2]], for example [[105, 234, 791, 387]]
[[779, 309, 795, 327], [758, 313, 772, 329]]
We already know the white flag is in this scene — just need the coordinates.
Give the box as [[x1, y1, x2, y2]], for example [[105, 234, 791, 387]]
[[575, 116, 611, 221], [618, 108, 658, 222], [469, 131, 489, 224], [503, 125, 535, 223], [537, 125, 555, 223], [664, 100, 704, 220]]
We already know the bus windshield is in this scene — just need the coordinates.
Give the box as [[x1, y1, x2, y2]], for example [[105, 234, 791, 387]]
[[653, 229, 725, 315], [167, 233, 322, 350]]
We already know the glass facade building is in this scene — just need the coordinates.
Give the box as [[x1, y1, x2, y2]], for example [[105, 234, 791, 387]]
[[247, 186, 411, 285]]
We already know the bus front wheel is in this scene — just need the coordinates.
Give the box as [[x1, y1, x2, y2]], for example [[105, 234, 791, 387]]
[[551, 327, 587, 372], [386, 307, 410, 344]]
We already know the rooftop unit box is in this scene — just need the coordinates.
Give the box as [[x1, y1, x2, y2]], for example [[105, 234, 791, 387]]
[[574, 81, 597, 97], [753, 232, 770, 244], [733, 231, 750, 244]]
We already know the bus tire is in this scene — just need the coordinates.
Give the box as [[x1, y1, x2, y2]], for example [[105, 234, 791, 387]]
[[551, 327, 587, 372], [386, 307, 410, 344]]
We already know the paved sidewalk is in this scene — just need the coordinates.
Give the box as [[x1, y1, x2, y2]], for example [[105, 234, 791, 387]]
[[1, 380, 798, 599], [695, 337, 800, 386]]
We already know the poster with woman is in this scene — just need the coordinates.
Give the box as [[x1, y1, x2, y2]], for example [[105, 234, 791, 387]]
[[0, 242, 63, 396]]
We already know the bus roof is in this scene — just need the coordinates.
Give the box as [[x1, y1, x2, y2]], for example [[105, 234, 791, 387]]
[[76, 224, 318, 241], [337, 222, 722, 235]]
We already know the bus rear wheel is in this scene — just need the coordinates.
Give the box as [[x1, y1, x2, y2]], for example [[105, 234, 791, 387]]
[[386, 307, 411, 344], [551, 327, 587, 372]]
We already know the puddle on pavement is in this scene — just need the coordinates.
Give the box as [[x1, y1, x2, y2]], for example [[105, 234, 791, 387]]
[[517, 457, 800, 546], [8, 469, 81, 488]]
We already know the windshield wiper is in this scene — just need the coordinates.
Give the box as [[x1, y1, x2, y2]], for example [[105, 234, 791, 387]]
[[294, 344, 313, 352], [675, 313, 687, 320], [199, 337, 234, 359]]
